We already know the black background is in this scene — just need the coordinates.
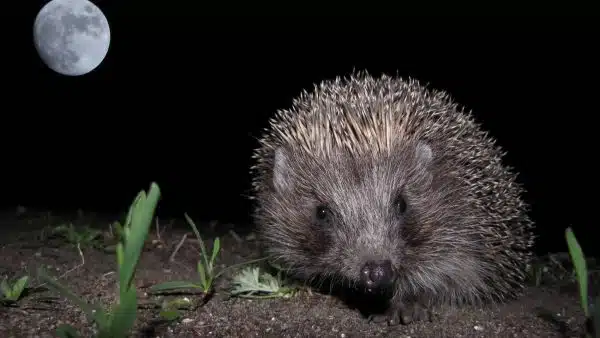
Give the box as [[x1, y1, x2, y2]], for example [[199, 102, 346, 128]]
[[4, 8, 598, 257]]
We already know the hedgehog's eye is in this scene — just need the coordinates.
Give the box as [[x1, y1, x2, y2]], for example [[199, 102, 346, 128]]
[[394, 194, 407, 214], [315, 205, 330, 221]]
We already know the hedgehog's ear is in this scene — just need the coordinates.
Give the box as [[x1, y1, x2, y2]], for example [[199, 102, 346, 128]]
[[415, 141, 433, 167], [273, 147, 294, 194]]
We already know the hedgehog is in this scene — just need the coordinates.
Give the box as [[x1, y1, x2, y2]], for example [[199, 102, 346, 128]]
[[249, 71, 535, 325]]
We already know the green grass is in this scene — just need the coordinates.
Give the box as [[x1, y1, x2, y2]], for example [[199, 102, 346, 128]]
[[37, 182, 161, 338], [50, 223, 104, 249], [148, 213, 222, 296], [0, 275, 30, 306], [148, 214, 268, 299], [565, 227, 599, 338], [23, 180, 285, 336]]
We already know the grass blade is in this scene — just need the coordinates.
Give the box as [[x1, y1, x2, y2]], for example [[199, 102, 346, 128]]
[[210, 238, 221, 267], [184, 213, 209, 267], [119, 183, 161, 294], [197, 260, 208, 290], [148, 281, 202, 293], [107, 288, 138, 337], [566, 227, 589, 316], [9, 276, 29, 301]]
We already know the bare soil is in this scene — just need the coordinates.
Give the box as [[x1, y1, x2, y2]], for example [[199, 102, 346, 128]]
[[0, 210, 589, 337]]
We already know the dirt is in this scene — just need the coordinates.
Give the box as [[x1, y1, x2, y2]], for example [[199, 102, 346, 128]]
[[0, 210, 590, 338]]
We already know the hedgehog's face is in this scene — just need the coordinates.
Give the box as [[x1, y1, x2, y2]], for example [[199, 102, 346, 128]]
[[259, 140, 459, 294]]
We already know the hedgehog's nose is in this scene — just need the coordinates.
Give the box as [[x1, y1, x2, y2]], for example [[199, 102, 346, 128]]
[[360, 259, 394, 290]]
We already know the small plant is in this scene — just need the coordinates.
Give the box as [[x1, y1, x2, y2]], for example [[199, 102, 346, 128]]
[[0, 275, 30, 306], [50, 223, 105, 251], [230, 266, 298, 299], [38, 182, 161, 338], [565, 227, 600, 338], [149, 213, 221, 296], [149, 215, 268, 312]]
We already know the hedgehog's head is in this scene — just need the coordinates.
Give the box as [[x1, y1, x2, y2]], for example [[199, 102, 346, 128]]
[[256, 136, 471, 295]]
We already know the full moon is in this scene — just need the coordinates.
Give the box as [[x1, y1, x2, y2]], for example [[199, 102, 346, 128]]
[[33, 0, 111, 76]]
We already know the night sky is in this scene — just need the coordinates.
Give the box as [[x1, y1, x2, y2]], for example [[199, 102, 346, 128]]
[[4, 10, 598, 257]]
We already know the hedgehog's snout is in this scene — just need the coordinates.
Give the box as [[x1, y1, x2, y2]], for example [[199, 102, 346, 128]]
[[359, 259, 395, 291]]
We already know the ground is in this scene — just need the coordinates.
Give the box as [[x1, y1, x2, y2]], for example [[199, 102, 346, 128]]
[[0, 210, 590, 338]]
